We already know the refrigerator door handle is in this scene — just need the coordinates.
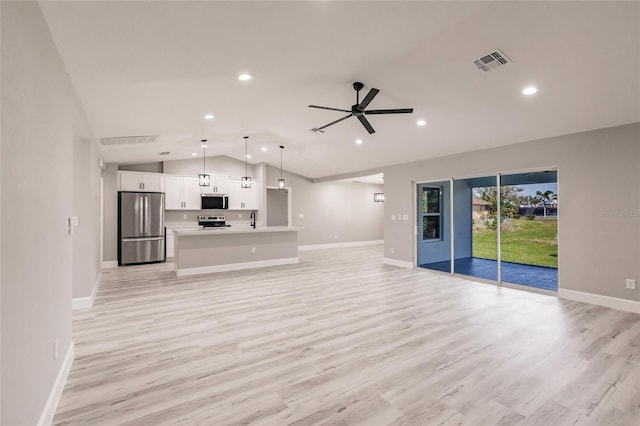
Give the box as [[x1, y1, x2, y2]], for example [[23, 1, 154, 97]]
[[139, 196, 144, 235], [122, 237, 164, 242], [145, 196, 150, 235]]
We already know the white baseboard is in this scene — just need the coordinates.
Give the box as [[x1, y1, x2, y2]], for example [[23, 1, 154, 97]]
[[38, 342, 74, 426], [101, 260, 117, 269], [558, 288, 640, 314], [175, 257, 299, 277], [298, 240, 383, 251], [383, 257, 414, 269], [72, 274, 101, 310]]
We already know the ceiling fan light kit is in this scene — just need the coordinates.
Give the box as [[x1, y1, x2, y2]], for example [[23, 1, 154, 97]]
[[309, 81, 414, 135]]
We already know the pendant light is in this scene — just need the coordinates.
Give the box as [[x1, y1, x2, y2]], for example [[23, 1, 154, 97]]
[[278, 145, 286, 190], [198, 139, 210, 186], [241, 136, 252, 188]]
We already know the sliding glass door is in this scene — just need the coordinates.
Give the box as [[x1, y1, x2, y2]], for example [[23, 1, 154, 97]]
[[453, 176, 498, 281], [499, 171, 558, 290], [417, 182, 451, 273], [417, 169, 559, 292]]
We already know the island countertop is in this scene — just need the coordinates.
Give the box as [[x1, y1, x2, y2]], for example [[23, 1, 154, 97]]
[[172, 226, 302, 237], [173, 226, 301, 276]]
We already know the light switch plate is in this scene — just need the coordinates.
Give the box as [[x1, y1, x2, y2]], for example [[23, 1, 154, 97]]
[[626, 279, 636, 290], [402, 214, 409, 221], [71, 216, 79, 226], [391, 214, 396, 221], [299, 213, 304, 219]]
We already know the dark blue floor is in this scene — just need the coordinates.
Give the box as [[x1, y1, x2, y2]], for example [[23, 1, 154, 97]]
[[420, 257, 558, 291]]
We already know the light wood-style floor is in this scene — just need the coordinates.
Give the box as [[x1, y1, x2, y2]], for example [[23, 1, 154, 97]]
[[54, 245, 639, 425]]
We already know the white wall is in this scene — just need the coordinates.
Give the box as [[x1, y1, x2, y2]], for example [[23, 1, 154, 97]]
[[1, 2, 100, 424], [102, 163, 118, 263], [383, 123, 640, 302]]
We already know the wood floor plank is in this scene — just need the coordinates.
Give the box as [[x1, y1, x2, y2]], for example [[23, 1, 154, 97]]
[[53, 245, 640, 425]]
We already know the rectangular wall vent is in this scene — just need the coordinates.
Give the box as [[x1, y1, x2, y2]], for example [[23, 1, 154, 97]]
[[473, 49, 512, 72], [100, 135, 159, 145]]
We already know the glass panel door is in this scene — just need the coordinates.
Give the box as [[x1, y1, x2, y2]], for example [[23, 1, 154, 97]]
[[453, 176, 498, 281], [417, 181, 451, 273], [499, 171, 558, 290]]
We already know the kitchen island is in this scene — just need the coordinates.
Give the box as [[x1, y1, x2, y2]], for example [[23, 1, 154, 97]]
[[173, 226, 301, 276]]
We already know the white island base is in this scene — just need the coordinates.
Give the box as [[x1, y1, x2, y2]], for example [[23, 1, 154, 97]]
[[173, 227, 301, 277]]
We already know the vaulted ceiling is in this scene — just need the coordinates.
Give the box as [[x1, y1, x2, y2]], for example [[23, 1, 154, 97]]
[[40, 1, 639, 179]]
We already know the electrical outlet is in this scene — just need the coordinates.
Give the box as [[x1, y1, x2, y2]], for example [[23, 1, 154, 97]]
[[251, 247, 256, 254], [54, 338, 58, 360], [626, 279, 636, 290], [65, 218, 72, 236], [299, 213, 304, 219], [239, 213, 242, 219], [334, 235, 338, 240], [71, 216, 79, 227], [390, 247, 395, 254], [182, 214, 187, 219]]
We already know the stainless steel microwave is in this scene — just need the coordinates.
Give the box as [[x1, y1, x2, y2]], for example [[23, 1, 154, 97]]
[[201, 194, 228, 210]]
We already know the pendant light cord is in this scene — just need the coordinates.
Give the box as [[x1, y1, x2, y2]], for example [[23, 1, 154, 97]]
[[244, 136, 248, 176]]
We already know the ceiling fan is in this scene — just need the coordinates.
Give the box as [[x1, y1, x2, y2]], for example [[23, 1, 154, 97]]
[[309, 82, 414, 135]]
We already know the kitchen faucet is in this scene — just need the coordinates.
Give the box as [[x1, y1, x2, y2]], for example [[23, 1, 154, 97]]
[[250, 211, 256, 229]]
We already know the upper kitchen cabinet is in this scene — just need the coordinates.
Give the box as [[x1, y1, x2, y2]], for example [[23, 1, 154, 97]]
[[165, 175, 201, 210], [228, 180, 258, 210], [199, 173, 229, 194], [118, 171, 165, 192]]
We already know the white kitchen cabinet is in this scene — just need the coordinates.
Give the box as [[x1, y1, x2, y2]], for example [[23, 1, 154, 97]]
[[200, 173, 229, 194], [165, 175, 201, 210], [118, 171, 165, 192], [228, 180, 258, 210]]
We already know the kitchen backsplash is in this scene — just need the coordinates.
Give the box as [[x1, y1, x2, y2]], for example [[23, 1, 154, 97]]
[[165, 210, 258, 224]]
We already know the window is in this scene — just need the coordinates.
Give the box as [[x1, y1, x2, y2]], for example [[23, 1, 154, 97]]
[[422, 187, 441, 240]]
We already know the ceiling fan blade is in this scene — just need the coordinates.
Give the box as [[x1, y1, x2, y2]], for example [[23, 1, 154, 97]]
[[364, 108, 414, 115], [357, 115, 376, 134], [313, 114, 353, 131], [308, 105, 351, 113], [357, 88, 380, 111]]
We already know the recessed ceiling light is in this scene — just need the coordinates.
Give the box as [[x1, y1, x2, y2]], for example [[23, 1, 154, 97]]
[[192, 153, 197, 156], [204, 114, 214, 120], [355, 139, 363, 145], [522, 86, 538, 95], [238, 73, 252, 81], [261, 147, 267, 152], [246, 154, 251, 158], [417, 119, 427, 126]]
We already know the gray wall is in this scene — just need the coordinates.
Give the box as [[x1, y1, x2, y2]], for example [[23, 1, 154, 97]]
[[266, 166, 384, 245], [102, 163, 118, 262], [72, 138, 101, 298], [383, 123, 640, 301], [1, 2, 100, 424]]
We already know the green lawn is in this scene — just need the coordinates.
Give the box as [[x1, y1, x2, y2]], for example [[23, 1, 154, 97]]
[[473, 218, 558, 268]]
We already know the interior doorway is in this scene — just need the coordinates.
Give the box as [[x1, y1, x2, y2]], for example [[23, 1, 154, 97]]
[[267, 188, 290, 226]]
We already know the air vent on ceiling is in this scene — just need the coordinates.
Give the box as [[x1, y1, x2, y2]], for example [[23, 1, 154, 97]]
[[158, 151, 171, 156], [100, 135, 159, 146], [473, 49, 511, 72]]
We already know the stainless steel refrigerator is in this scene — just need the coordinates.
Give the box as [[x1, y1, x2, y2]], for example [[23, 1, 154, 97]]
[[118, 192, 165, 266]]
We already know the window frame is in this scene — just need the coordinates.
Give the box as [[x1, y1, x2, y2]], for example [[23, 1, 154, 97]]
[[422, 186, 442, 242]]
